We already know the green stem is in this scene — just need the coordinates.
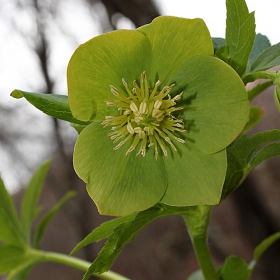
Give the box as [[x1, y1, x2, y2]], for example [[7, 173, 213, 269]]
[[191, 236, 219, 280], [242, 70, 277, 84], [183, 206, 218, 280], [29, 248, 130, 280]]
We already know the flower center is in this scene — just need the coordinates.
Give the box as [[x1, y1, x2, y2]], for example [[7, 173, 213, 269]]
[[102, 71, 186, 159]]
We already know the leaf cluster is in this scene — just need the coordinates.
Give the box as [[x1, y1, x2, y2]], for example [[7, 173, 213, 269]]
[[0, 162, 75, 279]]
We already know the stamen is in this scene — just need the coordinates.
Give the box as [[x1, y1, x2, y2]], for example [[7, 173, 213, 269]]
[[103, 72, 186, 158]]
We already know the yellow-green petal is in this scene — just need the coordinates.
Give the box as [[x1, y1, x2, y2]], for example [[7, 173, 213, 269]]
[[138, 16, 213, 86], [161, 147, 226, 206], [67, 30, 152, 122], [168, 55, 249, 154], [73, 122, 167, 216]]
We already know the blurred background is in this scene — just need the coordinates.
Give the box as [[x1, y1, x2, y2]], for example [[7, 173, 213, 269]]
[[1, 0, 280, 279]]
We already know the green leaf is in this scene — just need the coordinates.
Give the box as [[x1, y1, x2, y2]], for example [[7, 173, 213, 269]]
[[7, 260, 38, 280], [212, 37, 225, 51], [249, 42, 280, 73], [222, 130, 280, 200], [10, 90, 89, 126], [33, 191, 76, 249], [225, 0, 256, 76], [242, 106, 263, 132], [247, 33, 271, 72], [249, 232, 280, 270], [70, 213, 137, 256], [82, 204, 179, 279], [247, 80, 273, 101], [0, 178, 25, 246], [0, 245, 28, 274], [218, 255, 251, 280], [274, 85, 280, 112], [20, 161, 51, 244]]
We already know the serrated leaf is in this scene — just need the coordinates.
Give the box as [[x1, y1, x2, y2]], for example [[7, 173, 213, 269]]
[[242, 106, 263, 132], [218, 255, 251, 280], [82, 204, 192, 279], [249, 232, 280, 270], [82, 205, 168, 279], [20, 161, 50, 244], [247, 33, 271, 73], [222, 130, 280, 200], [225, 0, 256, 76], [249, 42, 280, 73], [10, 90, 90, 126], [33, 191, 76, 249], [70, 213, 137, 256], [0, 178, 25, 247], [247, 80, 273, 101]]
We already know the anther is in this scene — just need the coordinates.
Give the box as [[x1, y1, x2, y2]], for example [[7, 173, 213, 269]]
[[110, 85, 119, 96], [130, 102, 138, 112]]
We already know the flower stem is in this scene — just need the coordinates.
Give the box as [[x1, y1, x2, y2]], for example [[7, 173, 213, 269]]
[[183, 206, 218, 280], [190, 236, 219, 280], [29, 248, 130, 280]]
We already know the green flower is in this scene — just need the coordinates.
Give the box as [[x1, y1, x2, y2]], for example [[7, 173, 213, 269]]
[[67, 16, 249, 216]]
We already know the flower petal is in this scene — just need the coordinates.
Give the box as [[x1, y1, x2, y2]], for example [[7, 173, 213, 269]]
[[73, 122, 167, 216], [138, 16, 213, 85], [67, 30, 152, 122], [161, 147, 226, 206], [168, 55, 249, 154]]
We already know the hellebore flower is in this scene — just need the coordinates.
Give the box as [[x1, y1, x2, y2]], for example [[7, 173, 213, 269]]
[[67, 16, 249, 216]]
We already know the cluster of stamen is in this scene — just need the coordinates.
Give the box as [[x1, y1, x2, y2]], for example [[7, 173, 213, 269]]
[[101, 71, 186, 159]]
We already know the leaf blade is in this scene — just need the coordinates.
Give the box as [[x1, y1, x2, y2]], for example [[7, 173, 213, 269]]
[[11, 90, 89, 125], [225, 0, 256, 76], [33, 191, 76, 249], [20, 161, 51, 244]]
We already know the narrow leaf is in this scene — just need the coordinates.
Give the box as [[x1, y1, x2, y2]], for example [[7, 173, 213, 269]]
[[33, 191, 76, 249], [250, 42, 280, 73], [225, 0, 256, 76], [10, 90, 90, 126], [249, 232, 280, 270], [274, 85, 280, 112], [222, 130, 280, 200], [247, 80, 273, 101], [247, 33, 271, 72], [82, 204, 192, 279], [70, 213, 137, 256], [0, 178, 25, 246], [20, 161, 51, 244]]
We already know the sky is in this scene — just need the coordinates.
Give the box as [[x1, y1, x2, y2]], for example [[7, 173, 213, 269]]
[[1, 0, 280, 192], [155, 0, 280, 45]]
